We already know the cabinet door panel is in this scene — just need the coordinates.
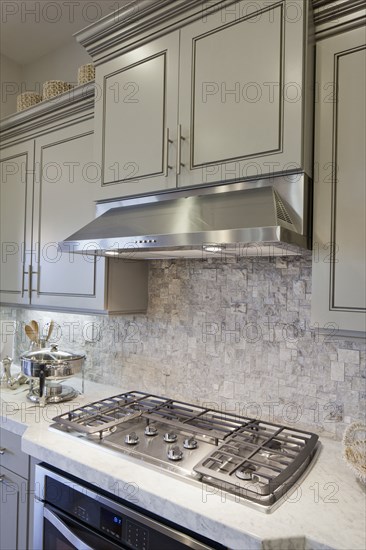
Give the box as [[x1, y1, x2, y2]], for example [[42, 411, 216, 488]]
[[178, 0, 307, 187], [104, 54, 166, 182], [95, 32, 179, 200], [0, 142, 34, 305], [32, 120, 106, 311], [312, 28, 366, 332], [192, 6, 281, 166], [332, 48, 366, 309], [0, 466, 28, 550]]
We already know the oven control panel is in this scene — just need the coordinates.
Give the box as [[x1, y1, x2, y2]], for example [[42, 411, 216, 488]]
[[126, 520, 149, 550], [100, 507, 123, 541], [100, 507, 149, 549]]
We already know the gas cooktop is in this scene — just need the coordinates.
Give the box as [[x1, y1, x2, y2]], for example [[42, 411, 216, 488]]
[[50, 391, 319, 512]]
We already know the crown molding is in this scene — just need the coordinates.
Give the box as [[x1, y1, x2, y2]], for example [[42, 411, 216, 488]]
[[313, 0, 366, 39], [0, 83, 95, 145], [75, 0, 241, 63]]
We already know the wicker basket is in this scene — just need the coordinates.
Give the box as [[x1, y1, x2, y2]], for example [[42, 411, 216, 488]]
[[42, 80, 74, 100], [78, 63, 95, 85], [342, 422, 366, 484], [16, 92, 42, 112]]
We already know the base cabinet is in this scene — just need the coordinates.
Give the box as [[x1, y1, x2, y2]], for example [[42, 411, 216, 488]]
[[0, 466, 28, 550], [311, 27, 366, 333], [0, 429, 30, 550]]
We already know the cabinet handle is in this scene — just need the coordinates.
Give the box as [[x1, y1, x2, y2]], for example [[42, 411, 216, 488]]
[[28, 264, 32, 300], [0, 448, 6, 454], [164, 128, 173, 176], [177, 124, 186, 176], [44, 507, 94, 550], [21, 267, 26, 297]]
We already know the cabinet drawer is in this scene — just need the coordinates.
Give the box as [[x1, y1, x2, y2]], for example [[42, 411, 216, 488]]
[[0, 429, 29, 478]]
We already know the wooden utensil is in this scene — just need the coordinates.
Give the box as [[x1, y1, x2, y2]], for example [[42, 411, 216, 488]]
[[29, 320, 39, 342], [44, 320, 54, 343], [25, 324, 38, 343]]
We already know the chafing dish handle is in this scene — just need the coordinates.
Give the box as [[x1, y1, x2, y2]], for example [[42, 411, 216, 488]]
[[39, 365, 46, 406]]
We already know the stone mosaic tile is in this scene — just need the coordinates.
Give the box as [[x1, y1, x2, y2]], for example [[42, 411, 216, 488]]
[[1, 255, 365, 440]]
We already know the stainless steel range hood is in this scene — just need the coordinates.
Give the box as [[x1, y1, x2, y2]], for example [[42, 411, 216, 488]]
[[60, 174, 311, 259]]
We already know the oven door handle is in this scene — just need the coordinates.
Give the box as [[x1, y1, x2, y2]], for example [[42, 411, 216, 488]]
[[44, 507, 94, 550]]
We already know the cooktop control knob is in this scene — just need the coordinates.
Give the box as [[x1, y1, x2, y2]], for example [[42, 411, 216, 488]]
[[183, 437, 198, 449], [164, 432, 177, 443], [144, 425, 158, 436], [125, 432, 139, 445], [167, 446, 183, 461]]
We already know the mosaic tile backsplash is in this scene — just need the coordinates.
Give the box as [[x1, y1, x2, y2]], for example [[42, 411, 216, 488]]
[[1, 255, 365, 440]]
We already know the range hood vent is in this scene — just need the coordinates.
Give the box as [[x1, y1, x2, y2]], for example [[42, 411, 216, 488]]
[[61, 174, 311, 260]]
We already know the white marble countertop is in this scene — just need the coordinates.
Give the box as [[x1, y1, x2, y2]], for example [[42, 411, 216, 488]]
[[1, 378, 365, 550]]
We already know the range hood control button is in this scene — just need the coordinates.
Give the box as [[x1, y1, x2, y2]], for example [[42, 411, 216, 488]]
[[125, 432, 139, 445], [164, 432, 177, 443], [145, 425, 158, 436], [167, 446, 183, 461], [183, 437, 198, 449]]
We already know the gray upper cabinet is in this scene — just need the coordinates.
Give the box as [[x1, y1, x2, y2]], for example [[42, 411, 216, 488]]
[[0, 121, 108, 312], [94, 32, 180, 201], [178, 0, 312, 187], [82, 0, 313, 200], [311, 26, 366, 333], [0, 89, 148, 313], [31, 121, 107, 310]]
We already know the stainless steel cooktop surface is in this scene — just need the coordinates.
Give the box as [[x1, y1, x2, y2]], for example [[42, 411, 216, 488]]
[[50, 391, 319, 512]]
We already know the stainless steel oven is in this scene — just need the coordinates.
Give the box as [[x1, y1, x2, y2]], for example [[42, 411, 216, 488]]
[[34, 463, 227, 550]]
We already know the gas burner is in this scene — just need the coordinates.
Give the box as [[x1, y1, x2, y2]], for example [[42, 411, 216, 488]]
[[259, 439, 283, 459], [235, 464, 257, 481]]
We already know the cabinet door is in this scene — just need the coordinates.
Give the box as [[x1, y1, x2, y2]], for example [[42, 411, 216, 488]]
[[0, 466, 28, 550], [178, 0, 308, 187], [0, 141, 34, 305], [311, 28, 366, 333], [31, 120, 107, 311], [94, 32, 179, 200]]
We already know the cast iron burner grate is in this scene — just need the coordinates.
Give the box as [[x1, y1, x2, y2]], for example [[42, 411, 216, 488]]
[[53, 391, 245, 440]]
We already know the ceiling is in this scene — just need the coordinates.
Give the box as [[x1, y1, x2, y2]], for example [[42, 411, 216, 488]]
[[0, 0, 132, 66]]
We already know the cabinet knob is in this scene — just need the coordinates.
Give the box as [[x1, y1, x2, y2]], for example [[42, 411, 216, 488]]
[[0, 448, 6, 455], [0, 475, 4, 482]]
